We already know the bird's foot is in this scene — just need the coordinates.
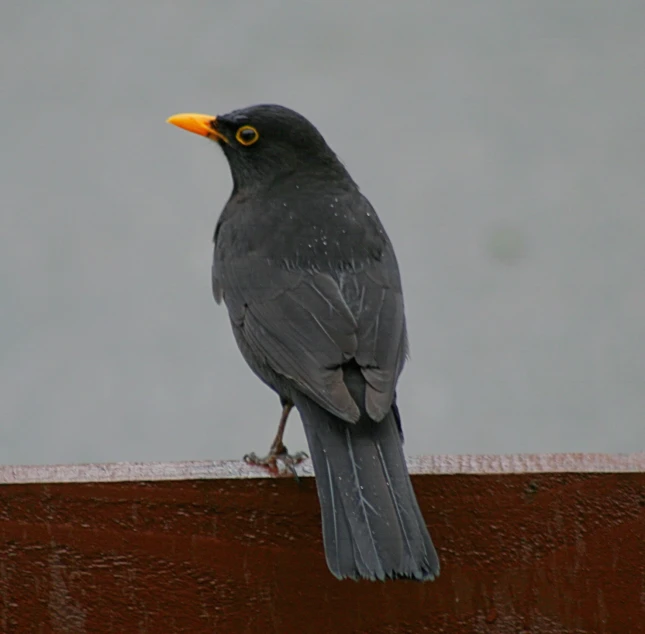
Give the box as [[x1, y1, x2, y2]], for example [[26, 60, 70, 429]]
[[244, 441, 308, 479]]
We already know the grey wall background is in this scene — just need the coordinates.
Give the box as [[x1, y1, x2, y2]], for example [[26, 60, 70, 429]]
[[2, 2, 644, 466]]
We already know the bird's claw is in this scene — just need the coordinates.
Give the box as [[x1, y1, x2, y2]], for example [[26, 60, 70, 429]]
[[243, 444, 308, 479]]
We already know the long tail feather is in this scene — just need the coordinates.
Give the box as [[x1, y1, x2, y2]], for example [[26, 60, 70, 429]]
[[294, 391, 439, 581]]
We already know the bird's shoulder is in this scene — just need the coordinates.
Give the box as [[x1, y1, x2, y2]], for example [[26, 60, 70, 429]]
[[214, 184, 393, 273]]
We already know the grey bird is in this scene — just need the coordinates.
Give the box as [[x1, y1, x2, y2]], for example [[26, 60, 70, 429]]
[[167, 104, 439, 581]]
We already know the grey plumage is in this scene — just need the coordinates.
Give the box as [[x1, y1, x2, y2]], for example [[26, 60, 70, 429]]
[[170, 103, 440, 581]]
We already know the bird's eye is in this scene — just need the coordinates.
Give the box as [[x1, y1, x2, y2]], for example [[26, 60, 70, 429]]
[[236, 125, 259, 146]]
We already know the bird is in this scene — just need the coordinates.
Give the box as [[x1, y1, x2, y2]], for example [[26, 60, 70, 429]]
[[167, 104, 439, 581]]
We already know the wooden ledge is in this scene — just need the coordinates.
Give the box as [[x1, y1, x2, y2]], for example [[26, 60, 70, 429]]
[[1, 452, 642, 484], [0, 454, 643, 633]]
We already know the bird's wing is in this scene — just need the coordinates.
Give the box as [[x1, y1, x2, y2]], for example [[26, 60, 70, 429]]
[[212, 261, 223, 304], [218, 247, 407, 423], [211, 223, 224, 304], [339, 245, 408, 421], [220, 257, 362, 422]]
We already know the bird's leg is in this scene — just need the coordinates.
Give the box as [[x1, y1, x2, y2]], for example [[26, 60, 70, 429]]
[[244, 401, 308, 477]]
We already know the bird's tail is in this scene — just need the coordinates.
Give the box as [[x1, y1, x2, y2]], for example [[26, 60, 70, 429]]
[[293, 389, 439, 581]]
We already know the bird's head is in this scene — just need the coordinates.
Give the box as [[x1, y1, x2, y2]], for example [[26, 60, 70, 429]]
[[167, 104, 349, 191]]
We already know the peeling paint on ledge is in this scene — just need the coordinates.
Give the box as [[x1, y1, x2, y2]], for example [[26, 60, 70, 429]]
[[0, 452, 642, 485]]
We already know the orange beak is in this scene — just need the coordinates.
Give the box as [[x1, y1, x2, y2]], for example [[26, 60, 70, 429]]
[[166, 113, 229, 144]]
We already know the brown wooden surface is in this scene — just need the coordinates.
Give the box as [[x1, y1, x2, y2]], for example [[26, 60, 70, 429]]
[[0, 453, 643, 633]]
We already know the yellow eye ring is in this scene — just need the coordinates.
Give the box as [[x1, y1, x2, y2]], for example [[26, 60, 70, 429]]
[[236, 125, 259, 146]]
